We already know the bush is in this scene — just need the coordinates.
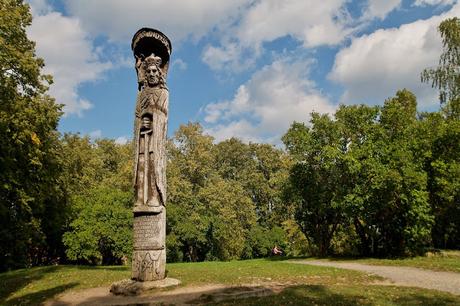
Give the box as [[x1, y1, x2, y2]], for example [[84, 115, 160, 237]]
[[63, 187, 133, 264]]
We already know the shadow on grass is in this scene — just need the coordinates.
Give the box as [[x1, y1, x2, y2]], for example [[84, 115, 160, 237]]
[[0, 266, 66, 303], [69, 284, 460, 306], [263, 255, 306, 262], [71, 265, 129, 272], [211, 285, 459, 306], [395, 293, 460, 306], [211, 285, 373, 306], [3, 283, 78, 306]]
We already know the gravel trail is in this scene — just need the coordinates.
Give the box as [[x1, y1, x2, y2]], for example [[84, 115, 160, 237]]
[[290, 260, 460, 295]]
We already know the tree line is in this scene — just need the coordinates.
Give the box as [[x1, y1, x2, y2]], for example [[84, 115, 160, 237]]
[[0, 0, 459, 271]]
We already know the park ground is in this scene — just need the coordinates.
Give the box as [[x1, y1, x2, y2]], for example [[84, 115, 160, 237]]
[[1, 251, 460, 305]]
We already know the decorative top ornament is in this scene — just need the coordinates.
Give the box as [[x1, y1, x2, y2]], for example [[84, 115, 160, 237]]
[[132, 28, 171, 67], [132, 28, 171, 90]]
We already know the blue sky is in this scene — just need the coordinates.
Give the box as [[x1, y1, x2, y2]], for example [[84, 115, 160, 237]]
[[26, 0, 457, 144]]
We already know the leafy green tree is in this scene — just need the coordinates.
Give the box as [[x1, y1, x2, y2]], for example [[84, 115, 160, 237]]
[[200, 178, 257, 260], [420, 113, 460, 249], [341, 91, 432, 256], [284, 91, 433, 257], [214, 138, 254, 182], [422, 17, 460, 117], [246, 225, 286, 258], [213, 139, 289, 227], [0, 0, 64, 270], [63, 187, 132, 264], [421, 18, 460, 250], [58, 135, 134, 264], [281, 219, 310, 256], [333, 104, 380, 255], [60, 134, 102, 196], [429, 120, 460, 249], [167, 123, 288, 261], [248, 143, 290, 226], [166, 123, 215, 261], [283, 114, 348, 256]]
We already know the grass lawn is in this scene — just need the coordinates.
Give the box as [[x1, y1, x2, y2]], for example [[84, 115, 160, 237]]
[[209, 284, 460, 306], [299, 250, 460, 273], [1, 258, 459, 305]]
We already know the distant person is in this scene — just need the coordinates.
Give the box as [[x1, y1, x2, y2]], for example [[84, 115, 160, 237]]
[[272, 245, 283, 256]]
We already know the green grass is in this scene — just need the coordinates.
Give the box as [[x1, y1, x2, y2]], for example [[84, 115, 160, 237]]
[[209, 284, 460, 306], [351, 250, 460, 273], [167, 258, 373, 286], [0, 265, 129, 306], [1, 257, 459, 305]]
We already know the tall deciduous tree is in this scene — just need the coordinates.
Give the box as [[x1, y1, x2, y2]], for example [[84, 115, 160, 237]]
[[283, 115, 348, 256], [62, 187, 132, 265], [345, 91, 432, 256], [420, 113, 460, 249], [284, 90, 433, 257], [422, 17, 460, 117], [0, 0, 64, 270], [421, 18, 460, 250]]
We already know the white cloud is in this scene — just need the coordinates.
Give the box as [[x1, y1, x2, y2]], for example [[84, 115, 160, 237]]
[[203, 58, 336, 143], [63, 0, 249, 43], [203, 0, 352, 71], [115, 136, 129, 145], [237, 0, 350, 48], [329, 3, 460, 108], [363, 0, 402, 20], [414, 0, 455, 6], [171, 58, 187, 71], [202, 42, 257, 72], [27, 11, 112, 116]]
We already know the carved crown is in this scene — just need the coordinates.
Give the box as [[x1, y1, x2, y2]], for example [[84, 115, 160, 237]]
[[143, 54, 162, 68]]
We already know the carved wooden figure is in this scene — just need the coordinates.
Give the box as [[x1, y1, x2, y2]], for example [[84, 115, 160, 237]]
[[131, 28, 171, 282]]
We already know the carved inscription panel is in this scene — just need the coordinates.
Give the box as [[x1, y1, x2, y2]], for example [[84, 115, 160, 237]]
[[133, 214, 164, 250], [132, 249, 165, 281]]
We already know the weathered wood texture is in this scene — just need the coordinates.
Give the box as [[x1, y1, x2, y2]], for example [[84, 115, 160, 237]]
[[131, 29, 171, 281]]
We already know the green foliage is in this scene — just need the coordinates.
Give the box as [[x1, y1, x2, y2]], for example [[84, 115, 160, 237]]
[[421, 115, 460, 249], [246, 225, 286, 258], [0, 0, 65, 270], [282, 114, 348, 256], [166, 123, 290, 262], [281, 219, 310, 256], [421, 17, 460, 117], [420, 17, 460, 250], [283, 90, 433, 257], [2, 4, 458, 269], [344, 91, 432, 256], [60, 135, 133, 196], [166, 123, 215, 261], [57, 136, 134, 264], [62, 187, 132, 265], [201, 179, 257, 260]]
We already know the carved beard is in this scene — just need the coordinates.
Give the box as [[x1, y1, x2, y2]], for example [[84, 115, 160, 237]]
[[147, 75, 159, 87]]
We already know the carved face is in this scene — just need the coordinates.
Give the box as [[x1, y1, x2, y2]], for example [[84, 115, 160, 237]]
[[146, 64, 160, 86]]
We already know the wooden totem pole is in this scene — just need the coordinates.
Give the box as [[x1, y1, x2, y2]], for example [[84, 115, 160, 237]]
[[131, 28, 171, 281]]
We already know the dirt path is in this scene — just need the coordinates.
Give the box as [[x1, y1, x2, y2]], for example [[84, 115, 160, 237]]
[[290, 260, 460, 295], [44, 282, 285, 306]]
